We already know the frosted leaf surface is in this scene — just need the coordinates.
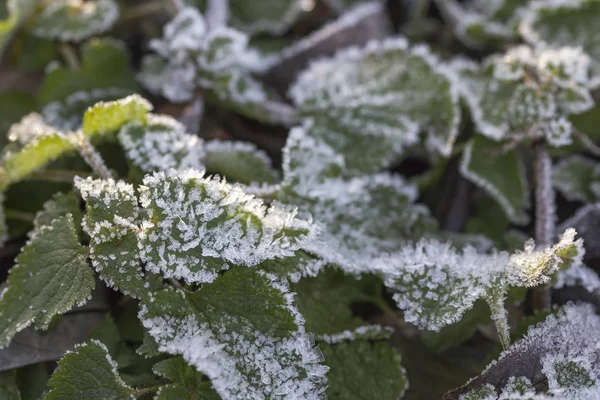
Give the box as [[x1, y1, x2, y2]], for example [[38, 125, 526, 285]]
[[139, 269, 328, 400], [435, 0, 525, 48], [138, 169, 314, 284], [289, 37, 460, 156], [82, 94, 152, 139], [203, 140, 279, 184], [0, 214, 94, 348], [118, 115, 204, 174], [554, 264, 600, 294], [47, 340, 133, 400], [453, 46, 595, 145], [553, 156, 599, 203], [6, 112, 56, 146], [377, 229, 583, 330], [32, 191, 82, 235], [29, 0, 119, 42], [42, 88, 132, 132], [460, 135, 530, 224], [449, 304, 600, 399], [228, 0, 303, 34], [520, 0, 600, 86], [75, 176, 157, 301]]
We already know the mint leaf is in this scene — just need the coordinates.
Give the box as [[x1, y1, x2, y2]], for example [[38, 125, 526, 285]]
[[32, 191, 81, 234], [289, 37, 460, 157], [553, 155, 598, 202], [82, 94, 152, 139], [0, 215, 95, 348], [204, 140, 278, 184], [321, 339, 407, 400], [229, 0, 302, 34], [139, 269, 328, 399], [118, 115, 204, 173], [29, 0, 119, 42], [47, 340, 133, 400], [138, 169, 314, 283], [460, 135, 530, 224]]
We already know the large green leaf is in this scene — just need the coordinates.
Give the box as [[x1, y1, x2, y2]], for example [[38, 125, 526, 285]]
[[140, 268, 328, 399], [47, 340, 133, 400], [203, 140, 278, 184], [0, 214, 95, 348], [520, 0, 600, 86], [138, 169, 314, 283], [460, 135, 530, 224], [321, 339, 407, 400], [81, 94, 152, 139], [29, 0, 119, 42], [289, 37, 460, 158], [38, 38, 138, 105], [229, 0, 302, 34]]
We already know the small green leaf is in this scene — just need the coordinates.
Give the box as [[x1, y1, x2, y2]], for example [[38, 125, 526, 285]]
[[138, 169, 314, 283], [460, 135, 530, 224], [152, 356, 220, 399], [0, 215, 95, 348], [320, 339, 407, 400], [118, 115, 204, 174], [156, 383, 220, 400], [553, 155, 598, 202], [38, 38, 138, 105], [228, 0, 302, 34], [0, 370, 20, 400], [29, 0, 119, 42], [47, 340, 133, 400], [32, 191, 81, 234], [82, 94, 152, 139], [203, 140, 278, 184], [140, 268, 328, 399], [290, 37, 460, 157]]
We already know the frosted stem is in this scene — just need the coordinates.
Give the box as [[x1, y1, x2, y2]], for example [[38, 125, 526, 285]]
[[206, 0, 229, 30], [486, 289, 511, 350], [533, 140, 555, 310], [72, 131, 112, 180]]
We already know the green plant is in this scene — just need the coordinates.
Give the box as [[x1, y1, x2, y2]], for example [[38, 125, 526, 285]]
[[1, 1, 600, 399]]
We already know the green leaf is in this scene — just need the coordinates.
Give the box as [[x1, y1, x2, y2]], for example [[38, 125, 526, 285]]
[[289, 37, 460, 158], [257, 250, 325, 284], [140, 268, 328, 399], [203, 140, 278, 184], [460, 135, 530, 224], [520, 0, 600, 86], [322, 0, 385, 12], [82, 94, 152, 140], [16, 363, 49, 400], [38, 38, 138, 105], [75, 177, 154, 301], [32, 191, 81, 234], [1, 132, 76, 189], [156, 383, 220, 400], [138, 169, 314, 283], [29, 0, 119, 42], [47, 340, 133, 400], [0, 370, 20, 400], [0, 0, 36, 61], [229, 0, 302, 34], [553, 155, 598, 202], [320, 339, 407, 400], [88, 314, 120, 356], [0, 92, 36, 147], [152, 356, 220, 399], [118, 115, 204, 174], [0, 215, 95, 348]]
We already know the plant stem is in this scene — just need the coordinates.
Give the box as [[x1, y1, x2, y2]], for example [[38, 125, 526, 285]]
[[27, 169, 90, 183], [5, 209, 35, 223], [72, 132, 112, 180], [206, 0, 229, 30], [486, 290, 511, 350], [532, 140, 555, 310], [58, 43, 80, 69]]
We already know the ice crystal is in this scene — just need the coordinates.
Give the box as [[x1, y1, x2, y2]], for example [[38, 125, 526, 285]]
[[7, 113, 57, 146]]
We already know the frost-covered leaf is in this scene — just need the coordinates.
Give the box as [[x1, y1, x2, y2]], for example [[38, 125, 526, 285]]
[[47, 340, 133, 400], [42, 88, 132, 132], [322, 0, 385, 13], [1, 129, 76, 189], [138, 169, 314, 284], [0, 215, 95, 348], [75, 176, 155, 301], [29, 0, 119, 42], [320, 339, 407, 400], [559, 203, 600, 260], [32, 191, 81, 234], [553, 155, 598, 203], [445, 303, 600, 399], [139, 268, 328, 399], [153, 356, 220, 399], [82, 94, 152, 139], [118, 115, 204, 174], [520, 0, 600, 87], [229, 0, 303, 34], [460, 135, 529, 224], [377, 229, 583, 331], [289, 37, 460, 157], [203, 140, 278, 184], [435, 0, 525, 49], [39, 38, 138, 105], [453, 46, 595, 145], [156, 384, 220, 400]]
